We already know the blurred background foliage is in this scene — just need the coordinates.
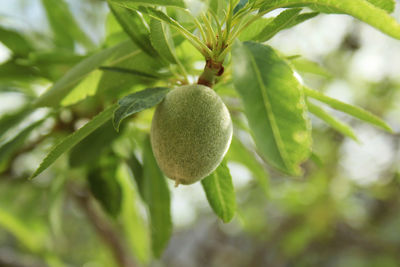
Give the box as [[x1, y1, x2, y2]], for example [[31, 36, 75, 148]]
[[0, 0, 400, 266]]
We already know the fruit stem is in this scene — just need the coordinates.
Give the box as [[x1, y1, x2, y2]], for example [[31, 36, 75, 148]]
[[197, 59, 224, 88], [175, 180, 180, 187]]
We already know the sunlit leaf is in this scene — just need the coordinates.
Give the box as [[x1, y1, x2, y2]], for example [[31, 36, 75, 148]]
[[0, 106, 32, 140], [284, 11, 319, 29], [304, 87, 392, 132], [0, 118, 46, 169], [254, 8, 302, 42], [201, 159, 236, 223], [289, 57, 332, 78], [0, 206, 44, 253], [232, 41, 311, 175], [367, 0, 395, 12], [258, 0, 400, 40], [34, 41, 136, 107], [41, 0, 94, 49], [30, 104, 117, 179], [307, 101, 358, 141], [108, 0, 185, 7], [108, 2, 158, 56], [150, 19, 177, 63], [142, 136, 172, 258], [117, 163, 151, 264], [239, 17, 273, 41], [126, 153, 145, 200], [227, 137, 269, 195]]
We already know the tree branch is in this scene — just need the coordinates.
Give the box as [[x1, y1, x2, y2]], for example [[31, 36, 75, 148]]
[[69, 184, 136, 267]]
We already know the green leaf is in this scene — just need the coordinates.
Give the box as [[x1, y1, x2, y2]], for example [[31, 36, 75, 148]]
[[30, 104, 117, 179], [69, 121, 119, 167], [41, 0, 94, 49], [150, 19, 177, 63], [258, 0, 400, 40], [142, 136, 172, 258], [113, 87, 170, 131], [87, 160, 122, 218], [227, 137, 269, 195], [108, 2, 158, 56], [201, 159, 236, 223], [209, 0, 228, 18], [289, 57, 332, 78], [117, 163, 151, 264], [232, 41, 311, 175], [60, 70, 102, 106], [0, 106, 32, 141], [108, 0, 185, 7], [367, 0, 395, 12], [126, 153, 145, 200], [0, 206, 44, 253], [99, 66, 162, 79], [135, 6, 207, 54], [48, 174, 66, 239], [0, 118, 46, 168], [304, 87, 392, 132], [97, 45, 166, 97], [254, 8, 302, 42], [284, 11, 319, 29], [0, 27, 33, 56], [34, 40, 136, 107], [239, 17, 274, 41], [234, 0, 249, 14], [307, 101, 358, 141], [239, 12, 318, 42]]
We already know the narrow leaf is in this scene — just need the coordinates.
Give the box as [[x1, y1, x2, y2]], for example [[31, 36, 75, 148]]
[[227, 137, 269, 195], [0, 119, 46, 167], [0, 27, 33, 56], [99, 66, 161, 79], [201, 159, 236, 223], [289, 57, 332, 78], [0, 207, 44, 253], [108, 2, 158, 56], [88, 162, 122, 218], [234, 0, 249, 14], [209, 0, 228, 18], [239, 17, 274, 41], [367, 0, 395, 12], [258, 0, 400, 40], [307, 101, 358, 141], [0, 106, 32, 140], [150, 19, 177, 63], [304, 87, 392, 132], [117, 163, 151, 264], [284, 11, 319, 29], [126, 153, 145, 200], [142, 137, 172, 258], [255, 8, 302, 42], [113, 87, 170, 131], [41, 0, 94, 49], [232, 41, 311, 175], [30, 104, 117, 179], [108, 0, 185, 7], [69, 121, 119, 167], [34, 41, 136, 107]]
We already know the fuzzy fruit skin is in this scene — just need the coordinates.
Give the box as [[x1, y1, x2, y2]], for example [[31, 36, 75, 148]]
[[150, 84, 232, 185]]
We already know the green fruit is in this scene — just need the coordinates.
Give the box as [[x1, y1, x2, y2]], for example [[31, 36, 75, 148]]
[[150, 84, 232, 185]]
